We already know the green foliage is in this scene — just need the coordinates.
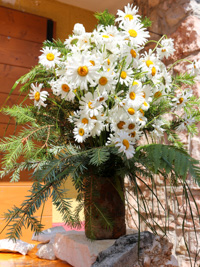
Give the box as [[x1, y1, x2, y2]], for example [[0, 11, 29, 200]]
[[140, 16, 152, 28], [174, 72, 195, 86], [135, 144, 200, 184], [88, 147, 110, 166], [2, 105, 36, 124], [0, 6, 199, 264], [43, 39, 71, 55], [94, 9, 115, 26]]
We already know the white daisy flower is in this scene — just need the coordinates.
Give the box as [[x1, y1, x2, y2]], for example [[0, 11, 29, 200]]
[[157, 38, 175, 59], [121, 45, 140, 67], [119, 66, 134, 86], [176, 115, 196, 132], [116, 3, 140, 26], [121, 20, 150, 47], [141, 84, 153, 103], [172, 90, 193, 110], [110, 113, 128, 133], [140, 49, 159, 72], [159, 67, 173, 93], [114, 131, 135, 159], [90, 113, 106, 137], [150, 119, 165, 140], [39, 47, 61, 69], [29, 83, 49, 109], [50, 77, 75, 102], [187, 60, 200, 77], [125, 83, 144, 107], [79, 92, 103, 117], [73, 23, 86, 35], [74, 112, 95, 132], [97, 69, 117, 93], [66, 55, 100, 90], [73, 123, 89, 143]]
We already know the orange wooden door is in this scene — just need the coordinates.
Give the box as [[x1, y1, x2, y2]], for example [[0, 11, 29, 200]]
[[0, 6, 54, 242]]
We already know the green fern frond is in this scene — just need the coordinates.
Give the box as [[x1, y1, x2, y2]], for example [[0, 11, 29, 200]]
[[136, 144, 200, 185], [88, 147, 110, 166], [2, 105, 36, 124], [174, 72, 195, 86]]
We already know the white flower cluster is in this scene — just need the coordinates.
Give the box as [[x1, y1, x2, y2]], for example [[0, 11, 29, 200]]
[[29, 4, 196, 159]]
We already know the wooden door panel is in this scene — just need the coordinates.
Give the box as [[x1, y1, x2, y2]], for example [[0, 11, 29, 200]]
[[0, 6, 54, 239], [0, 6, 47, 43], [0, 63, 30, 94], [0, 35, 42, 68]]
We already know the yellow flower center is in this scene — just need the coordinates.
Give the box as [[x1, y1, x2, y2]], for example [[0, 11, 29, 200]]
[[34, 92, 40, 101], [128, 108, 135, 115], [123, 139, 130, 150], [128, 123, 135, 130], [99, 77, 108, 86], [140, 108, 144, 116], [79, 128, 85, 136], [91, 116, 97, 120], [154, 91, 162, 98], [62, 84, 70, 92], [132, 81, 138, 86], [129, 92, 136, 100], [124, 14, 133, 20], [82, 118, 89, 124], [143, 101, 148, 107], [117, 121, 125, 129], [130, 131, 136, 138], [178, 97, 184, 104], [46, 53, 55, 61], [88, 101, 94, 109], [146, 60, 153, 67], [130, 49, 137, 58], [90, 60, 95, 66], [162, 49, 166, 52], [102, 35, 109, 38], [77, 66, 88, 76], [121, 71, 127, 79], [107, 59, 110, 65], [142, 92, 146, 98], [151, 66, 156, 76], [128, 29, 137, 38]]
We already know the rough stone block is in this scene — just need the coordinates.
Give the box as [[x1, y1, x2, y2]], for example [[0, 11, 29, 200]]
[[91, 232, 154, 267], [53, 231, 115, 267], [36, 242, 56, 260], [0, 239, 34, 255]]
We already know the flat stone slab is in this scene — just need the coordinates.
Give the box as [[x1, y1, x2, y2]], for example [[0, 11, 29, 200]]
[[0, 239, 34, 255], [53, 231, 116, 267], [32, 226, 67, 243], [34, 227, 82, 260]]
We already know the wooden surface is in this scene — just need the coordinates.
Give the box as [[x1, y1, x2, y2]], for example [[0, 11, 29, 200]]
[[0, 6, 47, 43], [0, 6, 53, 242], [0, 35, 42, 68], [0, 243, 72, 267]]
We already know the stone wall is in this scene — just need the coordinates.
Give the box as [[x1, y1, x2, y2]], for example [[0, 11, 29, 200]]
[[126, 1, 200, 266]]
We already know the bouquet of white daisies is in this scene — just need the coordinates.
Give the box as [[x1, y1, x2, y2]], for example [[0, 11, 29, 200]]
[[1, 4, 200, 242], [26, 4, 200, 160]]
